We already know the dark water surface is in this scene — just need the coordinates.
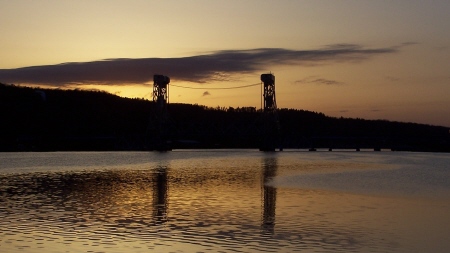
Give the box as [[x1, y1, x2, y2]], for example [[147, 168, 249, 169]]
[[1, 151, 449, 252]]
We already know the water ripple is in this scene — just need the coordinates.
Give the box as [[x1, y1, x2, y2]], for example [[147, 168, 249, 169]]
[[1, 152, 449, 252]]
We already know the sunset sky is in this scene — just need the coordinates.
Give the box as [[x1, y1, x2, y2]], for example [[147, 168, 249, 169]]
[[1, 1, 449, 127]]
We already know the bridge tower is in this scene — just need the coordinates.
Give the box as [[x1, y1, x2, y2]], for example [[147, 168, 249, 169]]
[[261, 73, 277, 113], [153, 74, 170, 111], [149, 74, 171, 151], [259, 73, 281, 151]]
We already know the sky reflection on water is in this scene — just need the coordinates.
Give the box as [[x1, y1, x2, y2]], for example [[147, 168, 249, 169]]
[[0, 151, 449, 252]]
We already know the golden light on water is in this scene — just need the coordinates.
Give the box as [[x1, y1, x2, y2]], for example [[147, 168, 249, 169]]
[[1, 151, 450, 252]]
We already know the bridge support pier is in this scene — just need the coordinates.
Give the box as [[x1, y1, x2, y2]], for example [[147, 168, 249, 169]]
[[259, 73, 281, 151], [148, 74, 172, 151]]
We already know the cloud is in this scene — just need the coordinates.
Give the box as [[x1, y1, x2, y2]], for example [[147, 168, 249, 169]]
[[0, 44, 399, 87], [294, 76, 344, 85], [202, 91, 211, 96]]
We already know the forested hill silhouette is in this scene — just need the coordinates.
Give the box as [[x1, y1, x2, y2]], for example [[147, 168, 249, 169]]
[[1, 83, 449, 152]]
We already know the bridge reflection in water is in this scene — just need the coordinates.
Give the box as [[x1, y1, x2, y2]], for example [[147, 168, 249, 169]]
[[261, 156, 278, 234], [149, 155, 279, 235], [152, 165, 169, 224]]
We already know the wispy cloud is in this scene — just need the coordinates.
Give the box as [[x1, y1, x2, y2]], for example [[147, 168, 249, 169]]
[[294, 76, 344, 85], [0, 44, 400, 87], [385, 76, 400, 82]]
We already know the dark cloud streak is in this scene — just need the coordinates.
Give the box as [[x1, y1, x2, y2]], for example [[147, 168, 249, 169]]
[[294, 76, 344, 85], [0, 44, 398, 87]]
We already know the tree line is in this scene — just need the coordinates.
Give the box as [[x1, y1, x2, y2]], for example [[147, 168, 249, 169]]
[[1, 83, 449, 151]]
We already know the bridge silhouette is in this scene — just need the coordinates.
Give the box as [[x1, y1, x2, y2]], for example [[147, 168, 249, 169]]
[[147, 73, 281, 151]]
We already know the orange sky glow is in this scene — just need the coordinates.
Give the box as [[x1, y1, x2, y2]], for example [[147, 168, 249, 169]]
[[1, 1, 449, 127]]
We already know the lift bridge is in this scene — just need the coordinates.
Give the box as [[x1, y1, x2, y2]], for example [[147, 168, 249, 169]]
[[147, 73, 280, 151]]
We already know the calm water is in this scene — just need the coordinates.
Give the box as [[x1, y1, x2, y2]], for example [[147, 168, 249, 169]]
[[0, 150, 449, 253]]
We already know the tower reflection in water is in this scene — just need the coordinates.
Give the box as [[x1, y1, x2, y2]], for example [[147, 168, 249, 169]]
[[261, 155, 278, 234], [152, 165, 168, 224], [150, 156, 278, 234]]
